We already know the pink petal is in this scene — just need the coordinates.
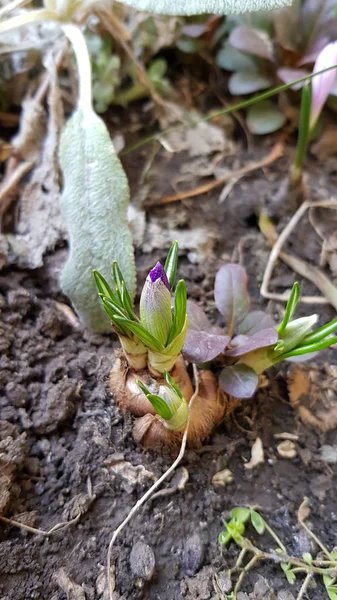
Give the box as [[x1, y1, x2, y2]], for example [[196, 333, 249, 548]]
[[311, 41, 337, 129]]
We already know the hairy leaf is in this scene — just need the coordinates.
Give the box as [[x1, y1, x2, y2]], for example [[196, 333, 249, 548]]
[[219, 364, 259, 398], [226, 327, 278, 357], [59, 107, 135, 332], [214, 264, 250, 334], [183, 329, 230, 363], [116, 0, 292, 16], [238, 311, 275, 335], [229, 25, 275, 61]]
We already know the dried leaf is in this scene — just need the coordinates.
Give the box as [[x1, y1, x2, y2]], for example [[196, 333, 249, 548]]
[[244, 436, 265, 469], [219, 363, 258, 399], [214, 264, 250, 332], [59, 106, 135, 332]]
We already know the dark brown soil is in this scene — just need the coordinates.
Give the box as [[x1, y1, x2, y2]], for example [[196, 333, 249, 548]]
[[1, 131, 337, 600]]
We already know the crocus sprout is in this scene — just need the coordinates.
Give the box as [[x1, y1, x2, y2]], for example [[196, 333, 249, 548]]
[[310, 41, 337, 133], [93, 242, 188, 374], [137, 370, 189, 431]]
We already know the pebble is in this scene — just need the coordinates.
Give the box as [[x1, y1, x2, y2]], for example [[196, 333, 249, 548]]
[[183, 533, 205, 576], [130, 541, 155, 581], [277, 440, 297, 459]]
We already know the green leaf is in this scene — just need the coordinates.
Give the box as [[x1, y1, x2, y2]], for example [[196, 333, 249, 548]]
[[228, 71, 272, 95], [218, 529, 232, 545], [113, 316, 164, 351], [324, 575, 335, 588], [59, 107, 135, 332], [164, 241, 179, 289], [246, 99, 286, 135], [216, 43, 258, 72], [167, 280, 187, 344], [112, 261, 134, 318], [282, 335, 337, 359], [301, 317, 337, 346], [116, 0, 292, 17], [250, 510, 265, 535], [231, 507, 250, 524], [277, 282, 300, 335], [93, 269, 118, 304], [327, 589, 337, 600], [293, 84, 311, 174], [146, 393, 173, 420], [164, 370, 183, 399], [281, 563, 296, 585], [302, 552, 313, 565]]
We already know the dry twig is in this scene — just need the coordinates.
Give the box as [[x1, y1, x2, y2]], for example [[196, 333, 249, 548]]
[[159, 141, 284, 204], [0, 511, 81, 537]]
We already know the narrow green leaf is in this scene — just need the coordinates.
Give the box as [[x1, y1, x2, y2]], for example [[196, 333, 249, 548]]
[[101, 299, 127, 335], [231, 507, 250, 524], [250, 510, 266, 535], [293, 84, 312, 174], [93, 270, 118, 304], [164, 241, 179, 289], [136, 379, 151, 397], [102, 297, 129, 321], [277, 282, 300, 335], [301, 317, 337, 346], [59, 107, 135, 332], [112, 315, 164, 351], [282, 335, 337, 359], [147, 393, 173, 420], [167, 280, 187, 345], [327, 589, 337, 600], [164, 370, 183, 399], [112, 261, 134, 318]]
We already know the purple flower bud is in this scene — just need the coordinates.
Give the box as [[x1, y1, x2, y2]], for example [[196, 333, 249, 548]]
[[310, 41, 337, 131], [149, 262, 170, 290], [140, 262, 172, 346]]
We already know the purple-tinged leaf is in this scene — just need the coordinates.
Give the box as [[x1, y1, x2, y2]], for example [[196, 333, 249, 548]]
[[228, 72, 272, 95], [183, 329, 230, 364], [277, 68, 309, 91], [180, 24, 207, 38], [225, 327, 278, 357], [219, 364, 258, 399], [214, 264, 250, 333], [238, 311, 275, 336], [228, 26, 274, 62], [186, 299, 211, 331]]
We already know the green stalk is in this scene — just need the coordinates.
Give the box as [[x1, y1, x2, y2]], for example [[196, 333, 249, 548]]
[[282, 335, 337, 359], [291, 84, 312, 184], [122, 66, 337, 156], [301, 317, 337, 345]]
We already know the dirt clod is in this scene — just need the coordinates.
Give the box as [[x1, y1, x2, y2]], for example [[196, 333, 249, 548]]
[[130, 541, 156, 581]]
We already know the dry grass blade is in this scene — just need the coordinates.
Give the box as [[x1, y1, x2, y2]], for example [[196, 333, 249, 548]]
[[107, 364, 200, 600], [0, 161, 33, 228], [159, 141, 284, 204], [0, 511, 81, 537], [261, 200, 337, 306]]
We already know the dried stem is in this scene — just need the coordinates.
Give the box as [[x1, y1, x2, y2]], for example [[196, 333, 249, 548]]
[[0, 512, 81, 537]]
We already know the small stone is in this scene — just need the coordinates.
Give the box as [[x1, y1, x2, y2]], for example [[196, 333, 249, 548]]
[[212, 468, 233, 487], [277, 440, 297, 459], [130, 541, 155, 581], [183, 533, 204, 576], [277, 591, 295, 600], [214, 569, 232, 594], [319, 445, 337, 464]]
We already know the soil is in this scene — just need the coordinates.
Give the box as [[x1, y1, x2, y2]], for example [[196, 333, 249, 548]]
[[1, 109, 337, 600]]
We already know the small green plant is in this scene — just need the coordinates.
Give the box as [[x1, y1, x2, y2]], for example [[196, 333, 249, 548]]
[[218, 503, 337, 599]]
